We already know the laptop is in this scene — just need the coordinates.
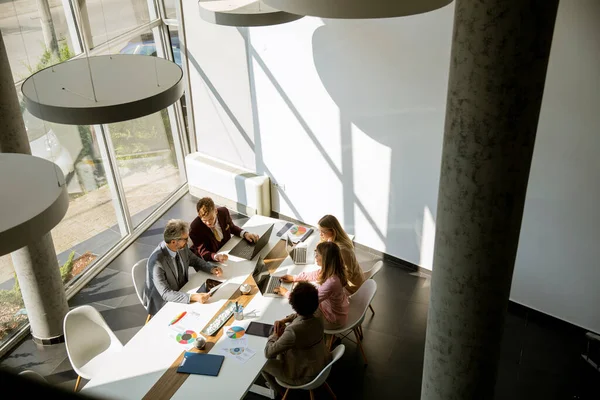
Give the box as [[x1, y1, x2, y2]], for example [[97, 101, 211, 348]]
[[286, 236, 307, 264], [228, 224, 274, 260], [251, 256, 293, 297]]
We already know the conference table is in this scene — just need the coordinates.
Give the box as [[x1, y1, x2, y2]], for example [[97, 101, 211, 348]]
[[82, 215, 320, 400]]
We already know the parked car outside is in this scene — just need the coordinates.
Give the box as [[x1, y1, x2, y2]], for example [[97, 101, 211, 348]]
[[119, 33, 182, 66], [23, 110, 75, 178]]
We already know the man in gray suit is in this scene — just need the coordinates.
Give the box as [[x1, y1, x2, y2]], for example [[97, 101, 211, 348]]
[[143, 219, 223, 316], [262, 282, 332, 397]]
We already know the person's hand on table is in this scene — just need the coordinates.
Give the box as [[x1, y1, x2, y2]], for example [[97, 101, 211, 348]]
[[279, 275, 295, 283], [214, 253, 228, 263], [244, 232, 260, 243], [191, 293, 210, 303], [273, 286, 288, 297], [211, 266, 223, 277]]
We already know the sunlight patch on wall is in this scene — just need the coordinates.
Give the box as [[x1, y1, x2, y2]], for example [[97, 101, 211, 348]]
[[418, 205, 436, 271]]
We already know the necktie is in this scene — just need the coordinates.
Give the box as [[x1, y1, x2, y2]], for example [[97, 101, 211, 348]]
[[175, 253, 183, 282], [212, 227, 222, 242]]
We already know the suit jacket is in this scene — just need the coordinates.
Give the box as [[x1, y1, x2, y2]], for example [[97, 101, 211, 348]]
[[142, 243, 213, 316], [264, 314, 332, 386], [189, 207, 243, 260]]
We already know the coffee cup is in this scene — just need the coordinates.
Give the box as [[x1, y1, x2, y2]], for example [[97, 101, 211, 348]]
[[194, 335, 206, 350], [240, 283, 252, 295]]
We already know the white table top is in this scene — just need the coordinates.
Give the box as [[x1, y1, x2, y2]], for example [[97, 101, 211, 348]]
[[82, 215, 320, 399]]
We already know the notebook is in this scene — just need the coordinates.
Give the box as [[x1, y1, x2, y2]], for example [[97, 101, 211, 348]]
[[177, 352, 225, 376]]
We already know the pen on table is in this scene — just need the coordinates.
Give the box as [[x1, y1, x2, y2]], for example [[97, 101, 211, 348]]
[[235, 301, 239, 311], [170, 311, 186, 326]]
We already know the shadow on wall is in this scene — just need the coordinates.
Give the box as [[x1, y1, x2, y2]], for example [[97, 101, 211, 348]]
[[187, 50, 303, 220], [310, 15, 452, 264]]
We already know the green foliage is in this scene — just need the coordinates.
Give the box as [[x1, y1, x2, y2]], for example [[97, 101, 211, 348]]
[[26, 40, 73, 75], [0, 280, 23, 307], [0, 251, 75, 308], [60, 251, 76, 283], [110, 109, 174, 165]]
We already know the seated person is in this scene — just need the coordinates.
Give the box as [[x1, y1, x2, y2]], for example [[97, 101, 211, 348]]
[[143, 219, 223, 316], [276, 242, 349, 330], [318, 214, 365, 294], [189, 197, 259, 262], [262, 282, 332, 397]]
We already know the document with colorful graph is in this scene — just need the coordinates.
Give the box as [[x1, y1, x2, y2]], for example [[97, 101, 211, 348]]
[[284, 224, 314, 244]]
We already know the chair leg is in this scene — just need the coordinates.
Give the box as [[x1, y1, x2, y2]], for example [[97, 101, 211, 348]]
[[145, 314, 151, 324], [357, 325, 364, 340], [324, 382, 337, 400], [74, 375, 81, 392], [309, 389, 316, 400], [369, 304, 375, 316], [328, 334, 335, 351], [282, 388, 290, 400], [354, 328, 368, 365]]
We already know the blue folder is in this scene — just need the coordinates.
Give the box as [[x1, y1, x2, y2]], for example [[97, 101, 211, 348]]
[[177, 352, 225, 376]]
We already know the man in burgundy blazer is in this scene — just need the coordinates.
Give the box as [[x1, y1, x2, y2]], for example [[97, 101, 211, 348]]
[[189, 197, 259, 262]]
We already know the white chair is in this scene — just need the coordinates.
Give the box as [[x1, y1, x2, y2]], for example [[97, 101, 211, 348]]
[[362, 261, 383, 316], [325, 280, 377, 365], [276, 344, 345, 400], [64, 305, 123, 392], [131, 258, 151, 324], [362, 260, 383, 281], [18, 369, 46, 382]]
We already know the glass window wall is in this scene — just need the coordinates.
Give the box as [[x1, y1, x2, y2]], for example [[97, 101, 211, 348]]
[[0, 0, 80, 82], [0, 0, 189, 350], [76, 0, 155, 49]]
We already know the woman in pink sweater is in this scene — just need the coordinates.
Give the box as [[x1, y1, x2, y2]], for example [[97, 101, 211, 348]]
[[275, 241, 349, 330]]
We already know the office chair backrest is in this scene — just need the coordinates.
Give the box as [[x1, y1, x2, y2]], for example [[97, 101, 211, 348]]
[[293, 345, 346, 390], [18, 369, 46, 382], [347, 280, 377, 327], [132, 258, 149, 306], [363, 260, 383, 281], [64, 305, 123, 377]]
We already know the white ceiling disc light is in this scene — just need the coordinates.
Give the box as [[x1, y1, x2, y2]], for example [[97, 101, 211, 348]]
[[262, 0, 452, 19], [22, 54, 184, 125], [0, 154, 69, 256], [198, 0, 303, 27]]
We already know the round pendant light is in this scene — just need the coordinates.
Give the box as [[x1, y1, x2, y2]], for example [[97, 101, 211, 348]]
[[262, 0, 452, 19], [0, 154, 69, 256], [22, 54, 184, 125], [198, 0, 303, 27]]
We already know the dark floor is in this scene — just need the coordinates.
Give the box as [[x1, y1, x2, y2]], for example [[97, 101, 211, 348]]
[[1, 194, 598, 399]]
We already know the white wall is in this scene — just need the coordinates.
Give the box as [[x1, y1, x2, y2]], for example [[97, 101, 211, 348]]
[[183, 1, 600, 332], [182, 0, 256, 170], [511, 0, 600, 333]]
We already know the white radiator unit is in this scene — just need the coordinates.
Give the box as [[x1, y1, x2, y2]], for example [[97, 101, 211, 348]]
[[185, 153, 271, 216]]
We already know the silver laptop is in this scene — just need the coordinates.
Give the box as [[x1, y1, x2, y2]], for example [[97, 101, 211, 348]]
[[252, 256, 293, 297], [286, 236, 307, 265]]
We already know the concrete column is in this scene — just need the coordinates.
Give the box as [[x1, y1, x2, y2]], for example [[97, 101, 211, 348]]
[[422, 1, 559, 399], [11, 234, 70, 343], [1, 34, 69, 343], [0, 35, 31, 155]]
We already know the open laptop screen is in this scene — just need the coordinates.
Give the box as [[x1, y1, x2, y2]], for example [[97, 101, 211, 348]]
[[251, 257, 271, 295]]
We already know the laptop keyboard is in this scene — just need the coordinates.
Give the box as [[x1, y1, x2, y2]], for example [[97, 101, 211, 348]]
[[231, 242, 254, 259], [267, 277, 281, 294], [293, 247, 307, 264]]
